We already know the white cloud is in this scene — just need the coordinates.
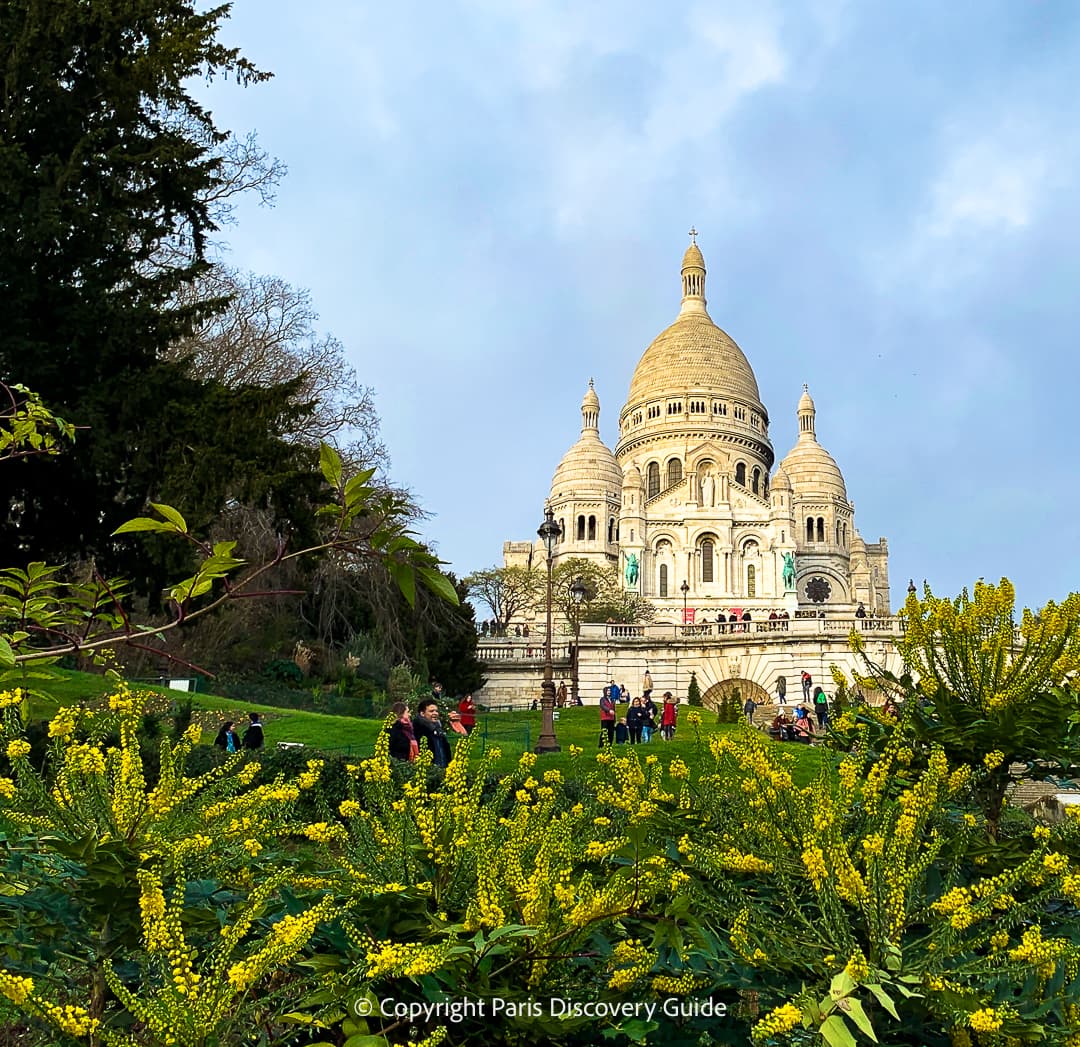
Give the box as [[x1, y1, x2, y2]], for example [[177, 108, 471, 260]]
[[925, 138, 1049, 239], [542, 1, 790, 230], [874, 113, 1073, 290]]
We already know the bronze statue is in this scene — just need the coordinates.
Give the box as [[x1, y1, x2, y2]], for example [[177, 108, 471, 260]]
[[782, 552, 796, 592]]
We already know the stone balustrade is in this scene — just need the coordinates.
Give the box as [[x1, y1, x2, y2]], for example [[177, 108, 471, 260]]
[[476, 616, 910, 664], [580, 616, 907, 643]]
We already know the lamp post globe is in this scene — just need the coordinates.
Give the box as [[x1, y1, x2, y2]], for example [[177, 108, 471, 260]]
[[569, 576, 587, 705], [680, 579, 690, 627], [536, 507, 562, 753]]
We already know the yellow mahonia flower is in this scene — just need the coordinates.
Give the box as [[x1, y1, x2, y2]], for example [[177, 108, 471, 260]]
[[844, 950, 870, 983], [47, 706, 78, 739], [752, 1003, 802, 1043], [802, 845, 828, 889], [0, 969, 35, 1004], [983, 750, 1005, 772], [968, 1008, 1003, 1033], [6, 740, 31, 761]]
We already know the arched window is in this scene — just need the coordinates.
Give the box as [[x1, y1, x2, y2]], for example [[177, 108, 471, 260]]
[[816, 517, 825, 543], [647, 462, 660, 499], [588, 516, 597, 541], [747, 564, 756, 597], [608, 517, 615, 543], [659, 563, 668, 597], [751, 467, 760, 494], [576, 515, 585, 541], [559, 519, 565, 542], [836, 521, 841, 544], [806, 517, 814, 543], [735, 462, 746, 486], [701, 539, 714, 583], [667, 458, 682, 487]]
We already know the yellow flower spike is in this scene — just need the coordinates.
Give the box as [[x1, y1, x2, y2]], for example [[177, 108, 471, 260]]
[[968, 1008, 1003, 1033], [751, 1003, 802, 1043], [5, 740, 31, 761]]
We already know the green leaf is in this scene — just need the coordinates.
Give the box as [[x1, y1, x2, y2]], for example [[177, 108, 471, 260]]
[[864, 984, 899, 1020], [0, 636, 14, 669], [416, 566, 460, 605], [320, 443, 343, 489], [112, 517, 177, 535], [388, 561, 416, 608], [830, 970, 856, 998], [149, 502, 188, 532], [843, 998, 877, 1041], [819, 1015, 857, 1047]]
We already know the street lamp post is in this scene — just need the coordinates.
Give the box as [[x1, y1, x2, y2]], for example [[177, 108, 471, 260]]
[[535, 506, 562, 753], [570, 575, 588, 705], [680, 579, 690, 632]]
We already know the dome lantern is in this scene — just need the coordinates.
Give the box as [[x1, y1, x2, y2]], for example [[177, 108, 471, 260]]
[[680, 227, 707, 316], [581, 377, 600, 433], [798, 384, 816, 437]]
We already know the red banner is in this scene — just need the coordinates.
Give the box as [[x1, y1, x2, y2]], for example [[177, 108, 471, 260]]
[[682, 607, 696, 624]]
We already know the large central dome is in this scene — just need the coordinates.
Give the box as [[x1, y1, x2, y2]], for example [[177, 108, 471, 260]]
[[624, 241, 764, 410]]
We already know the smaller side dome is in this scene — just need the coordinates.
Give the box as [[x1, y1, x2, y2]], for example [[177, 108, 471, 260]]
[[771, 466, 792, 491], [550, 381, 622, 498], [622, 462, 642, 487], [779, 385, 847, 500]]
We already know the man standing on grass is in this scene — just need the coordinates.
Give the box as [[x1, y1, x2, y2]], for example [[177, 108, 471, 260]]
[[242, 712, 264, 750], [413, 698, 452, 768]]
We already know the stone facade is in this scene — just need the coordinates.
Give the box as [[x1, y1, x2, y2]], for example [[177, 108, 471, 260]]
[[486, 236, 897, 707]]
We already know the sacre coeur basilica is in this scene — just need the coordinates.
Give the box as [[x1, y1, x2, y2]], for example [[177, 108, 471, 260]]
[[476, 236, 906, 709]]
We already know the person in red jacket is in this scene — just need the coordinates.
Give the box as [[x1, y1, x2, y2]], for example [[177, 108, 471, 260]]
[[660, 692, 678, 741], [457, 694, 477, 734]]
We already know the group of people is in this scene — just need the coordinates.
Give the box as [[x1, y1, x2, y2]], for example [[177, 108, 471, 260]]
[[599, 689, 678, 746], [386, 685, 478, 769], [769, 706, 818, 743], [213, 712, 265, 753], [477, 620, 531, 637]]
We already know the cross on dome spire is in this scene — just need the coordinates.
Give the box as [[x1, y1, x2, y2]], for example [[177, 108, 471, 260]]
[[679, 232, 707, 315]]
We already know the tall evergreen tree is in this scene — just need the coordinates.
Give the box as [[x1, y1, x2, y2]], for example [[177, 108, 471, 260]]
[[0, 1, 311, 596]]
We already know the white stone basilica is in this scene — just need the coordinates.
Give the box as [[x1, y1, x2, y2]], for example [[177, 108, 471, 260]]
[[504, 237, 891, 622]]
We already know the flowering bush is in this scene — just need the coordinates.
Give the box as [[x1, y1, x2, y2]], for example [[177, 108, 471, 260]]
[[0, 680, 333, 1043]]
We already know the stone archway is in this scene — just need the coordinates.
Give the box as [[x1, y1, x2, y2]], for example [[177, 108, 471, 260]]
[[702, 677, 770, 712]]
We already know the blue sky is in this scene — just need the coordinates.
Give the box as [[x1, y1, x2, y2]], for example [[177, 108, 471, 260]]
[[197, 0, 1080, 612]]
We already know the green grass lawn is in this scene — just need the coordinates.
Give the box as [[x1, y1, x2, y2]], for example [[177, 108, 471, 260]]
[[17, 669, 833, 785]]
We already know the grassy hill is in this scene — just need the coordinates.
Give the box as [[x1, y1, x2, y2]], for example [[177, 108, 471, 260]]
[[20, 668, 832, 783]]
